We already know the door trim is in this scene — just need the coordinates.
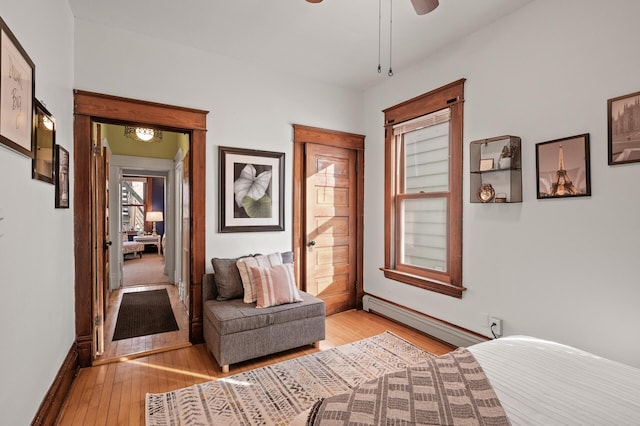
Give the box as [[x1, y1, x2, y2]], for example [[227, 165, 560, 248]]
[[292, 124, 365, 309], [73, 90, 208, 367]]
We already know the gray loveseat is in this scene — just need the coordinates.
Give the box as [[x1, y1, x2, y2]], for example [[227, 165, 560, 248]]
[[202, 253, 326, 372]]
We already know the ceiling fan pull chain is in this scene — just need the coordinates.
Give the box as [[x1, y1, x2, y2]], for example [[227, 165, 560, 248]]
[[377, 0, 382, 73], [388, 0, 394, 76]]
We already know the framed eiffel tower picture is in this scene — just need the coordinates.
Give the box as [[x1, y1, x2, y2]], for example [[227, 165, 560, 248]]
[[536, 134, 591, 199]]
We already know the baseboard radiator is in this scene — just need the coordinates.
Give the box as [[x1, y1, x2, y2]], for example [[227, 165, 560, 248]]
[[362, 295, 486, 348]]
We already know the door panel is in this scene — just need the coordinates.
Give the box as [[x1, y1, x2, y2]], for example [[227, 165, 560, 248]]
[[305, 143, 357, 315], [92, 123, 106, 357]]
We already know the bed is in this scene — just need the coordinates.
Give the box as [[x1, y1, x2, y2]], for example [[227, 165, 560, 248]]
[[302, 336, 640, 425], [467, 336, 640, 425]]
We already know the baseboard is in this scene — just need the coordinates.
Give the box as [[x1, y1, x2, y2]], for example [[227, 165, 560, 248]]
[[362, 294, 488, 348], [32, 343, 79, 426]]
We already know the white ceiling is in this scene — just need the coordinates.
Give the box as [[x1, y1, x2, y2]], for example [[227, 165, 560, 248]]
[[68, 0, 533, 91]]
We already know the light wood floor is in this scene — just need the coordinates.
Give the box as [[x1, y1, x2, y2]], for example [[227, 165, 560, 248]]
[[57, 309, 454, 425], [95, 283, 190, 363]]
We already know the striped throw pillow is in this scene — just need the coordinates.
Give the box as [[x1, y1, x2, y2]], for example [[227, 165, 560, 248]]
[[250, 263, 302, 308], [236, 253, 283, 303]]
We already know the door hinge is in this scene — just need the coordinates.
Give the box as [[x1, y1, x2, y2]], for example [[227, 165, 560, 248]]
[[94, 316, 103, 327], [92, 145, 101, 155], [354, 280, 358, 290]]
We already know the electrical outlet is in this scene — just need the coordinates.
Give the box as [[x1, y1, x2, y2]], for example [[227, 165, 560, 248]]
[[489, 316, 503, 337]]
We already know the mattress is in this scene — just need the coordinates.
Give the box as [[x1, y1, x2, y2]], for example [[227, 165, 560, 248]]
[[468, 335, 640, 425]]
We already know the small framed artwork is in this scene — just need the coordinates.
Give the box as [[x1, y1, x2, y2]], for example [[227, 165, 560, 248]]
[[32, 99, 55, 184], [608, 90, 640, 165], [536, 134, 591, 199], [479, 158, 494, 171], [218, 146, 284, 232], [55, 145, 69, 208], [0, 17, 35, 158]]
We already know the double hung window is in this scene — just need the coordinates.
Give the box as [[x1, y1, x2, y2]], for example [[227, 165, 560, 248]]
[[382, 80, 465, 298]]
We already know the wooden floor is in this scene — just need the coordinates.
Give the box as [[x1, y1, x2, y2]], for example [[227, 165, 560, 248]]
[[95, 283, 190, 363], [57, 309, 454, 425]]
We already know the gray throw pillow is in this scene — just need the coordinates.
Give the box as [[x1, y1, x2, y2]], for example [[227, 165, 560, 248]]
[[211, 257, 245, 301], [281, 251, 294, 264]]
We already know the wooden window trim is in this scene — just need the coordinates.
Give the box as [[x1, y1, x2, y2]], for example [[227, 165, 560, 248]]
[[383, 79, 466, 298]]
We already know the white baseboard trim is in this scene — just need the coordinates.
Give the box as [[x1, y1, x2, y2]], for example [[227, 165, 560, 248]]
[[362, 295, 486, 348]]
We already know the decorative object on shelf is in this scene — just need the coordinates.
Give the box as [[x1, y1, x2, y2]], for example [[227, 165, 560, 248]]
[[32, 99, 55, 184], [54, 145, 69, 208], [536, 134, 591, 199], [219, 146, 285, 232], [607, 89, 640, 165], [477, 183, 495, 203], [146, 211, 164, 236], [0, 17, 35, 158], [479, 158, 494, 171], [498, 143, 512, 169], [470, 135, 522, 203], [124, 126, 163, 142]]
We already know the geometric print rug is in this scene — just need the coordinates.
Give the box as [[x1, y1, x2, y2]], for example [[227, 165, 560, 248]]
[[145, 331, 435, 425]]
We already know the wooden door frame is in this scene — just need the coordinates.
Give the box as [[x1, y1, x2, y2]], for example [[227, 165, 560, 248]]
[[292, 124, 365, 309], [73, 90, 208, 367]]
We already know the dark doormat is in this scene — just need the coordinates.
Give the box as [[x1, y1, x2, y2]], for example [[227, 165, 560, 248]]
[[113, 289, 179, 341]]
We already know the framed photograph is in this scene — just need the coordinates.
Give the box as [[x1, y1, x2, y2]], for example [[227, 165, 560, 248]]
[[55, 145, 69, 208], [536, 134, 591, 199], [479, 158, 494, 171], [0, 17, 35, 158], [32, 99, 55, 184], [218, 146, 284, 232], [608, 90, 640, 165]]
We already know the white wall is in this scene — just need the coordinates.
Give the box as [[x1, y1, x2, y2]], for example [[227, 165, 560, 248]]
[[74, 20, 364, 265], [363, 0, 640, 367], [0, 0, 75, 424]]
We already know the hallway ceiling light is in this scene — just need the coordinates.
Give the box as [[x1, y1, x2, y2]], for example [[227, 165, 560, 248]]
[[124, 126, 163, 142]]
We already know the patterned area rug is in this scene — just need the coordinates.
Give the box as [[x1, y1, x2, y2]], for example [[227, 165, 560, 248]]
[[146, 331, 434, 425]]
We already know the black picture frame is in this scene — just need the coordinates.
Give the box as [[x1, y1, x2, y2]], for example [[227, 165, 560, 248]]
[[32, 99, 55, 184], [218, 146, 284, 232], [0, 17, 35, 158], [55, 145, 69, 208], [536, 134, 591, 199], [608, 89, 640, 165]]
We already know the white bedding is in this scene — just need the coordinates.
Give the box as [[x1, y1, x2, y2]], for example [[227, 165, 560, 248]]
[[468, 336, 640, 425]]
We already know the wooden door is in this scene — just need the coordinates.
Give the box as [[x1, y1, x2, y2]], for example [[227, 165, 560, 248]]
[[305, 143, 357, 315], [92, 123, 107, 357]]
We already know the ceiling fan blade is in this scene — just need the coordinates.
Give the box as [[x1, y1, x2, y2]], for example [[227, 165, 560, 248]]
[[306, 0, 323, 3], [410, 0, 439, 15]]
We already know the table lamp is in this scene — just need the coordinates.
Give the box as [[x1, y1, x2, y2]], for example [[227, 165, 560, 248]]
[[146, 211, 164, 236]]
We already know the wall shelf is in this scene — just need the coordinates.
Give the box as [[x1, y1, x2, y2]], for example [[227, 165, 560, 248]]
[[470, 135, 522, 203]]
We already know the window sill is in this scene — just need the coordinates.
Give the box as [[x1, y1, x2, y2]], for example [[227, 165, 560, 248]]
[[380, 268, 465, 299]]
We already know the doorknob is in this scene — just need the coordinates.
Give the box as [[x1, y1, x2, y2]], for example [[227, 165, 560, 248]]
[[308, 240, 316, 247], [103, 240, 113, 250]]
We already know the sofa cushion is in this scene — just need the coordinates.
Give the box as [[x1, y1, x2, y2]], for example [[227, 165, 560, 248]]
[[237, 252, 285, 303], [211, 257, 247, 301], [251, 263, 302, 308], [203, 290, 324, 336]]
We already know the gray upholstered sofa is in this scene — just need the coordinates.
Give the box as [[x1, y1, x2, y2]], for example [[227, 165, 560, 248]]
[[202, 253, 326, 373]]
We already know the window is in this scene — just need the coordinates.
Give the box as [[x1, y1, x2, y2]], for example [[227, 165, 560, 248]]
[[122, 177, 147, 233], [382, 79, 465, 298]]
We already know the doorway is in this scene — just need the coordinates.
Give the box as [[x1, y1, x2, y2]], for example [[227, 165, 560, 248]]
[[292, 125, 365, 315], [73, 91, 208, 367]]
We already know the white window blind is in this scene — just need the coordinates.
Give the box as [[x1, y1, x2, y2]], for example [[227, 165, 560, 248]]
[[395, 107, 450, 272]]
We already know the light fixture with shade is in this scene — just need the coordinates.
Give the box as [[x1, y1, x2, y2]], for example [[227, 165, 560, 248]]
[[305, 0, 438, 16], [145, 211, 164, 236], [124, 126, 163, 142]]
